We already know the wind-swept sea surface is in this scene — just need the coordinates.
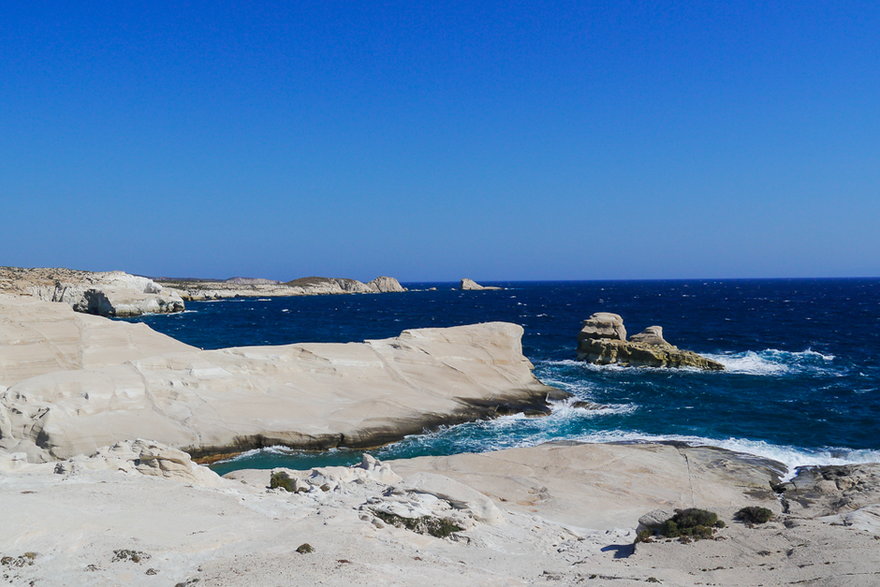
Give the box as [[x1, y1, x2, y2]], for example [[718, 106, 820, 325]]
[[125, 279, 880, 476]]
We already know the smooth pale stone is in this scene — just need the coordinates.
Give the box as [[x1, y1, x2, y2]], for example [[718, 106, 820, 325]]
[[0, 294, 193, 387], [459, 278, 502, 290], [162, 275, 407, 300], [0, 266, 185, 316], [0, 296, 555, 461]]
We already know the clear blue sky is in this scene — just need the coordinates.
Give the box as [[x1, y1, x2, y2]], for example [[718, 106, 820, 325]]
[[2, 1, 878, 281]]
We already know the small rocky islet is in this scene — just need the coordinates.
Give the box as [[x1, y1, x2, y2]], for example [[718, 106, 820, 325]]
[[576, 311, 725, 370]]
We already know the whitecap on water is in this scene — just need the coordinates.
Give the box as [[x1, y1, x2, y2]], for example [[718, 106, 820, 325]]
[[563, 430, 880, 481], [705, 348, 837, 376]]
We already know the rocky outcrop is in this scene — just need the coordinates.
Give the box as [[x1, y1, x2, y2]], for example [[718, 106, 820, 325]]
[[52, 439, 223, 487], [460, 278, 502, 291], [0, 440, 875, 587], [367, 276, 407, 293], [0, 297, 560, 461], [224, 277, 281, 285], [577, 312, 724, 370], [160, 274, 407, 300], [0, 267, 185, 317]]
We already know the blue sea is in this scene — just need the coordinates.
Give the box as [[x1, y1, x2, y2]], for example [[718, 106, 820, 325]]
[[125, 279, 880, 476]]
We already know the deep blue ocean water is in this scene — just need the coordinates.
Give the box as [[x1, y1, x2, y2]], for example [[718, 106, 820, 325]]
[[124, 279, 880, 476]]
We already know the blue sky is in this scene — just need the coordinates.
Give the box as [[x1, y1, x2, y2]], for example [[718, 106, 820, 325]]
[[2, 1, 878, 281]]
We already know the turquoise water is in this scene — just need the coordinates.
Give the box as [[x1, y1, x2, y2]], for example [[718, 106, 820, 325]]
[[125, 279, 880, 474]]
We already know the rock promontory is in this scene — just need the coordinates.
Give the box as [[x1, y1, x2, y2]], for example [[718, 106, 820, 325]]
[[0, 266, 185, 317], [0, 295, 561, 461], [576, 312, 724, 370], [459, 278, 502, 291], [159, 275, 407, 300]]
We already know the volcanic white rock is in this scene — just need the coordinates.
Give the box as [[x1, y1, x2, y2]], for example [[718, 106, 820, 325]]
[[459, 278, 502, 291], [0, 266, 185, 317], [0, 295, 557, 461]]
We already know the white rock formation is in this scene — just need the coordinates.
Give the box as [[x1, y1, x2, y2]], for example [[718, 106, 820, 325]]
[[367, 276, 407, 292], [0, 296, 556, 461], [459, 278, 502, 291], [161, 275, 407, 300], [0, 294, 193, 387], [0, 267, 185, 317]]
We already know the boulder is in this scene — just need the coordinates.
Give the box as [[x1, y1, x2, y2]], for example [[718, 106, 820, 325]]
[[576, 313, 723, 370]]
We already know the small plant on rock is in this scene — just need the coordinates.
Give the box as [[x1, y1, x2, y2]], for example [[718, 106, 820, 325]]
[[269, 471, 295, 492], [636, 508, 724, 543], [373, 510, 464, 538], [734, 506, 774, 525]]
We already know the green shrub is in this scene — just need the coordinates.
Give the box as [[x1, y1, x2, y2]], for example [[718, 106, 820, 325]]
[[373, 510, 463, 538], [734, 506, 773, 525], [638, 508, 723, 542], [270, 471, 295, 492]]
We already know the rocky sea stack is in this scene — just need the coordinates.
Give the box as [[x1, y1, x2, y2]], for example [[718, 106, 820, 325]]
[[459, 278, 502, 291], [576, 312, 724, 370]]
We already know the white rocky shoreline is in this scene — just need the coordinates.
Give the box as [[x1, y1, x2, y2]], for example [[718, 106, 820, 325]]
[[1, 285, 878, 585], [0, 267, 410, 318]]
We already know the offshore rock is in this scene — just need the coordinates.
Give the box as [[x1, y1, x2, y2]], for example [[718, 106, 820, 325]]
[[577, 312, 627, 342], [459, 278, 502, 291], [576, 313, 724, 370], [0, 266, 184, 317], [367, 276, 407, 293]]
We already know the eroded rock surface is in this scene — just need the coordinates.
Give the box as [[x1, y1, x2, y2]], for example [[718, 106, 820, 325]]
[[159, 275, 407, 300], [0, 297, 558, 461], [0, 294, 193, 387], [577, 312, 724, 370], [459, 278, 502, 291], [0, 267, 185, 317]]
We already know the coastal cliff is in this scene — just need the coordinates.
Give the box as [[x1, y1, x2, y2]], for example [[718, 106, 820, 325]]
[[0, 295, 559, 461], [0, 267, 408, 316], [159, 275, 407, 300], [0, 266, 184, 317]]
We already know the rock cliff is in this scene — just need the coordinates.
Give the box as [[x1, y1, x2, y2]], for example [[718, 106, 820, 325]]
[[0, 294, 193, 388], [0, 267, 185, 317], [0, 296, 559, 461], [160, 275, 407, 300], [577, 312, 724, 370]]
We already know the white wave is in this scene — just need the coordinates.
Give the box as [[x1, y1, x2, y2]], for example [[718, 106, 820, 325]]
[[705, 351, 789, 375], [561, 431, 880, 480], [705, 348, 836, 376], [211, 444, 299, 464], [256, 298, 272, 302]]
